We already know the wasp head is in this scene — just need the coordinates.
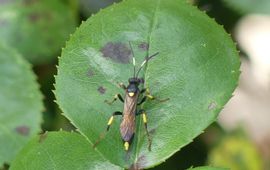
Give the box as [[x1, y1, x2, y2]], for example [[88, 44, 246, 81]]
[[127, 78, 141, 97]]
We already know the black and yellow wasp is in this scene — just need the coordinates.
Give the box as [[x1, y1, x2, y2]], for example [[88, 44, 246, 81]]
[[94, 42, 168, 151]]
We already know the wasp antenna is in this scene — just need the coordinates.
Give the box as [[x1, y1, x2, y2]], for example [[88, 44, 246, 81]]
[[147, 52, 159, 61], [133, 57, 136, 66], [140, 59, 147, 67], [129, 41, 136, 77], [140, 52, 159, 67], [136, 52, 159, 78]]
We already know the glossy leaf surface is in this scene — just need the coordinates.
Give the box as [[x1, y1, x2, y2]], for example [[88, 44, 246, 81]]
[[10, 131, 122, 170]]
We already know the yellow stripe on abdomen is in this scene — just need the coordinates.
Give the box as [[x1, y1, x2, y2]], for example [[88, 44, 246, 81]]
[[124, 142, 129, 151]]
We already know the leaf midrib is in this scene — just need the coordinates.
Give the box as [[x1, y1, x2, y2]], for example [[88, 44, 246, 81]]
[[134, 0, 161, 166]]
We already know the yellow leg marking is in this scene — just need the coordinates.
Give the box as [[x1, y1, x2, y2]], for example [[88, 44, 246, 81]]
[[146, 88, 155, 99], [146, 95, 154, 99], [146, 88, 150, 94], [107, 116, 114, 125], [124, 142, 129, 151], [142, 113, 147, 123]]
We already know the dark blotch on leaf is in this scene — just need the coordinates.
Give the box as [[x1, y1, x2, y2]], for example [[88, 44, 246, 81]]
[[0, 0, 9, 4], [98, 86, 106, 94], [1, 163, 9, 170], [43, 12, 52, 20], [23, 0, 38, 5], [46, 38, 54, 47], [15, 126, 30, 136], [100, 42, 131, 63], [87, 68, 94, 77], [0, 19, 8, 26], [39, 132, 48, 143], [208, 102, 217, 111], [138, 42, 149, 51], [130, 155, 147, 170], [28, 13, 41, 23], [149, 128, 156, 135]]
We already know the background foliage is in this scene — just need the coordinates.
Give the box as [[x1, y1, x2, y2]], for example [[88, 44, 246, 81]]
[[0, 43, 43, 166], [0, 0, 77, 64]]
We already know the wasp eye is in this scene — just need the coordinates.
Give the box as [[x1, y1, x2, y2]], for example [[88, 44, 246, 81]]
[[128, 88, 135, 93]]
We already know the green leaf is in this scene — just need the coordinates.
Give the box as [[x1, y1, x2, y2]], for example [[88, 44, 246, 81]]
[[188, 166, 229, 170], [0, 0, 77, 64], [222, 0, 270, 14], [55, 0, 240, 169], [10, 131, 122, 170], [0, 43, 43, 165], [208, 134, 263, 170]]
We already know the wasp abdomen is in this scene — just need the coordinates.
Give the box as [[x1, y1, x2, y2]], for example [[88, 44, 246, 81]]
[[120, 116, 135, 141]]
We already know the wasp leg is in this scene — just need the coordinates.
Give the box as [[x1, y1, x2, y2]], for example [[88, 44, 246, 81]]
[[137, 109, 152, 151], [145, 88, 169, 102], [138, 88, 169, 105], [140, 88, 146, 94], [118, 82, 127, 90], [105, 94, 124, 105], [93, 111, 122, 148], [137, 96, 146, 105], [106, 111, 122, 131]]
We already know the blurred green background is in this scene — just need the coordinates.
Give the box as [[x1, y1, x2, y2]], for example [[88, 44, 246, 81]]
[[1, 0, 270, 169]]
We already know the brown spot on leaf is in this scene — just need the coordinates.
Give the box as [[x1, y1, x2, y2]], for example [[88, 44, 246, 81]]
[[208, 102, 217, 111], [149, 128, 156, 135], [43, 12, 52, 20], [0, 0, 9, 4], [129, 155, 147, 170], [138, 42, 149, 51], [100, 42, 131, 63], [39, 132, 48, 143], [23, 0, 38, 5], [1, 163, 9, 170], [87, 68, 94, 77], [98, 86, 106, 94], [28, 13, 41, 23], [0, 19, 8, 26], [15, 126, 30, 136], [46, 38, 54, 47]]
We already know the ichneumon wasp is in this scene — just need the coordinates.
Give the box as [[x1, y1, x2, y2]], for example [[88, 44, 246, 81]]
[[94, 42, 168, 151]]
